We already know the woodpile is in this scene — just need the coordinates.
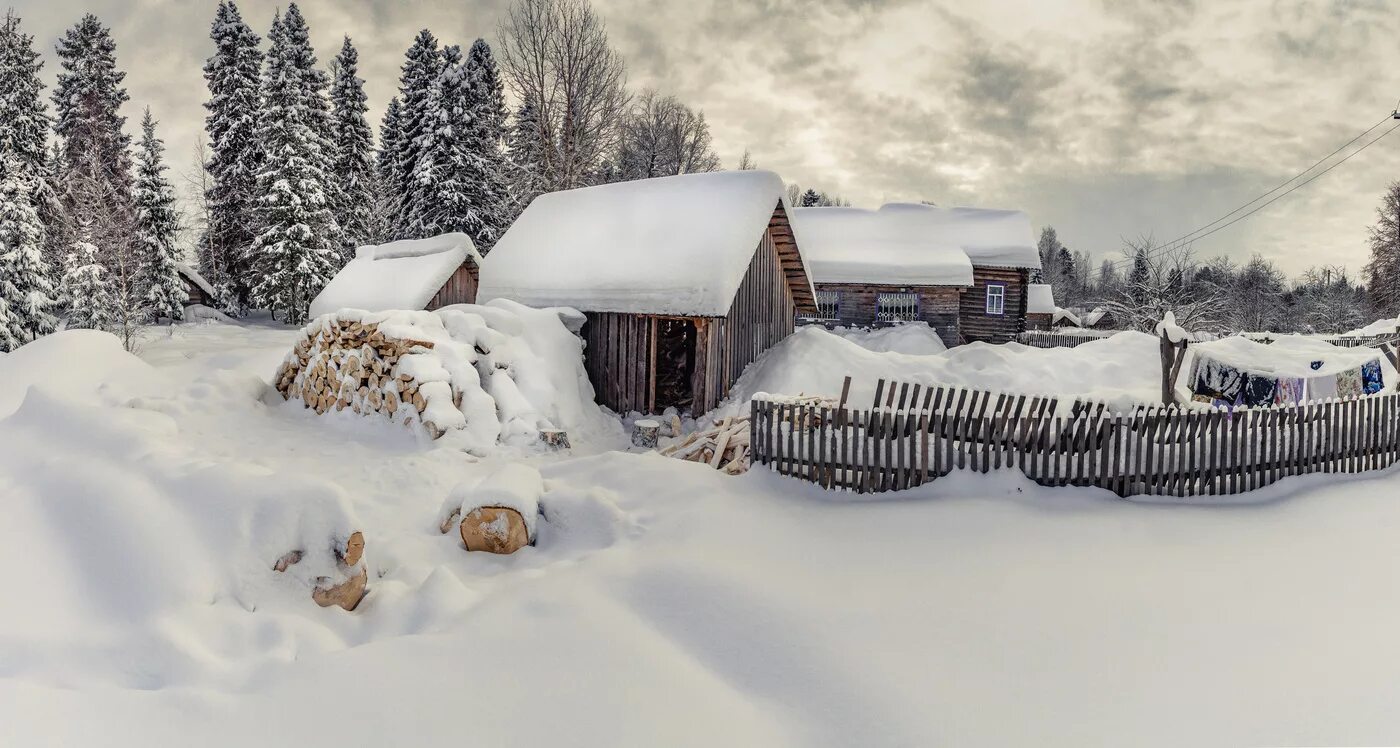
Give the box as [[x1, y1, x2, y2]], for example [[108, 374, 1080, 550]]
[[273, 317, 450, 439], [660, 414, 752, 474]]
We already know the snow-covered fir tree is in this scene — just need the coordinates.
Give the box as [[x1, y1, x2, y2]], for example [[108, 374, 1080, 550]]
[[202, 0, 264, 312], [392, 30, 442, 237], [799, 188, 821, 207], [52, 14, 135, 226], [0, 10, 50, 174], [0, 156, 57, 347], [376, 95, 404, 237], [330, 35, 376, 259], [247, 3, 338, 324], [60, 236, 113, 331], [410, 45, 466, 239], [1365, 180, 1400, 317], [504, 98, 549, 223], [133, 109, 187, 322], [462, 38, 509, 251]]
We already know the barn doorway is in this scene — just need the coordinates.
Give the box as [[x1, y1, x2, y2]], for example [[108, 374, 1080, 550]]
[[652, 318, 696, 412]]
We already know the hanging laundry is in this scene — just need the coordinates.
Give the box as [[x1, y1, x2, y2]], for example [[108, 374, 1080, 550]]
[[1274, 377, 1305, 406], [1361, 359, 1385, 395], [1211, 397, 1235, 413], [1310, 360, 1324, 371], [1306, 374, 1338, 401], [1193, 356, 1245, 401], [1242, 374, 1277, 407], [1337, 367, 1364, 399]]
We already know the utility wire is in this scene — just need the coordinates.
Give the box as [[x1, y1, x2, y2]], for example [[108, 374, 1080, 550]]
[[1107, 112, 1398, 268]]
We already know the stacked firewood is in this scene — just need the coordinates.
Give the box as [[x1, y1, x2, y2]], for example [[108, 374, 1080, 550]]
[[274, 317, 453, 438], [661, 414, 752, 474]]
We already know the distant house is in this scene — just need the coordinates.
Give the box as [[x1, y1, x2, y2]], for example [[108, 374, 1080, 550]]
[[1081, 306, 1117, 330], [791, 203, 1041, 344], [175, 263, 216, 308], [1052, 307, 1082, 328], [479, 170, 817, 415], [308, 233, 481, 320], [1025, 284, 1056, 330], [792, 205, 972, 347]]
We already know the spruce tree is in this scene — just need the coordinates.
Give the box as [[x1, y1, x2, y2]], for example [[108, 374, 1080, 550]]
[[1365, 181, 1400, 316], [393, 30, 442, 237], [330, 35, 375, 259], [202, 1, 264, 312], [60, 236, 113, 331], [0, 156, 57, 347], [0, 10, 50, 174], [410, 44, 465, 239], [134, 109, 187, 322], [374, 96, 403, 242], [799, 188, 821, 207], [462, 39, 509, 251], [248, 3, 338, 324], [504, 98, 549, 222]]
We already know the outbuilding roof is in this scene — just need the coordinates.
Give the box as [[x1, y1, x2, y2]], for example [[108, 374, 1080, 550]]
[[478, 170, 815, 317], [308, 233, 480, 319]]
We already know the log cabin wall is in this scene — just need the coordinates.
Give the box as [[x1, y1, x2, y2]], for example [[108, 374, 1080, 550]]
[[691, 228, 795, 413], [960, 266, 1029, 342], [811, 282, 962, 347], [582, 311, 654, 414], [181, 277, 212, 307], [1025, 312, 1052, 331], [426, 260, 480, 310]]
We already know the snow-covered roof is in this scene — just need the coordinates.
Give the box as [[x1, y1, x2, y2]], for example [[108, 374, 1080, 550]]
[[1026, 283, 1056, 314], [877, 203, 1040, 270], [1082, 306, 1111, 327], [478, 170, 814, 317], [308, 233, 480, 319], [175, 263, 215, 298], [790, 206, 974, 286], [1052, 307, 1082, 327]]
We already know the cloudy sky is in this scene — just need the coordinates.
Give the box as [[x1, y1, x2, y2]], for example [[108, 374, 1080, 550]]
[[11, 0, 1400, 275]]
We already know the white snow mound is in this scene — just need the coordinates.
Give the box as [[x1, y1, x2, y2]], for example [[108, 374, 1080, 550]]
[[447, 463, 545, 537]]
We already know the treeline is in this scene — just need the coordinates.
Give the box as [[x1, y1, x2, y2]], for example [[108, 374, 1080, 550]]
[[1037, 229, 1374, 335], [0, 0, 765, 343]]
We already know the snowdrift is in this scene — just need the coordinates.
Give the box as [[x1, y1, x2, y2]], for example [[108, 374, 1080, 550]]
[[275, 300, 617, 453], [830, 324, 948, 355]]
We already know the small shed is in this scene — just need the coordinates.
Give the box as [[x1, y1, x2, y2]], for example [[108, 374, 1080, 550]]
[[478, 170, 817, 415], [791, 205, 973, 348], [1082, 306, 1117, 330], [1052, 307, 1082, 328], [1024, 284, 1056, 330], [915, 205, 1041, 342], [309, 233, 481, 320], [175, 263, 216, 308]]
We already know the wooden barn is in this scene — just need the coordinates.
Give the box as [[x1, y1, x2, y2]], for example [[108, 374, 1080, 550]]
[[175, 263, 216, 308], [791, 205, 972, 348], [791, 203, 1041, 344], [478, 170, 817, 415], [308, 232, 481, 319], [1024, 283, 1056, 330]]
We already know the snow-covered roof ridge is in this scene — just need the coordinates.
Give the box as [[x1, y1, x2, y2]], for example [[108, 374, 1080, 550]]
[[1026, 283, 1056, 314], [876, 202, 1040, 270], [790, 206, 974, 287], [309, 233, 479, 319], [175, 262, 216, 298], [478, 170, 812, 317]]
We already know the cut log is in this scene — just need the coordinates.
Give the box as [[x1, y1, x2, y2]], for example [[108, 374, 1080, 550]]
[[669, 414, 683, 437], [540, 429, 571, 450], [273, 549, 304, 572], [459, 506, 531, 554], [337, 531, 365, 566], [632, 419, 661, 449], [312, 566, 368, 611], [439, 507, 461, 534]]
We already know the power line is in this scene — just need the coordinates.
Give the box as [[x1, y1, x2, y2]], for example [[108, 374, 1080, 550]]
[[1107, 111, 1398, 268]]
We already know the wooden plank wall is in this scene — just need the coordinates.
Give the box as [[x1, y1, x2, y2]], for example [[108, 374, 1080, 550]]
[[581, 311, 653, 414], [693, 228, 796, 413], [750, 379, 1400, 497], [426, 261, 480, 309], [809, 282, 961, 347], [960, 267, 1028, 342]]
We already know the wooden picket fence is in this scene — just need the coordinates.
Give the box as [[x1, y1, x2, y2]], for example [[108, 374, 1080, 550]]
[[749, 378, 1400, 497], [1016, 331, 1114, 349]]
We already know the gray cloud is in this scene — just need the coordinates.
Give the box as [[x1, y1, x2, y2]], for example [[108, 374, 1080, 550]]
[[8, 0, 1398, 275]]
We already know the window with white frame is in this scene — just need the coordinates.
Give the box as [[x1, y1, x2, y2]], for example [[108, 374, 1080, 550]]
[[816, 291, 841, 320], [876, 292, 919, 322], [985, 283, 1006, 315]]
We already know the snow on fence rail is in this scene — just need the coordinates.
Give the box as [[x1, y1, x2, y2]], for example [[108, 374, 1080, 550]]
[[750, 377, 1400, 497], [1015, 331, 1115, 348]]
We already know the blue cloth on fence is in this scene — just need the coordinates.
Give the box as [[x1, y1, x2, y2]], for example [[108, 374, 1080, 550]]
[[1241, 374, 1277, 407], [1193, 357, 1245, 401], [1362, 359, 1384, 395]]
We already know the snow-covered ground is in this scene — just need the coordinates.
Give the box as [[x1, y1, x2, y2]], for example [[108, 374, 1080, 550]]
[[4, 319, 1400, 746]]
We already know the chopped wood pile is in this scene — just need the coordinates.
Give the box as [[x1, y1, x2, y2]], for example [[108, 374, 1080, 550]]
[[274, 316, 454, 439], [659, 397, 839, 475]]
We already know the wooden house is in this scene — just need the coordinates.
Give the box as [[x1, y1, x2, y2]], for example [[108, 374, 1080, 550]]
[[175, 263, 216, 308], [478, 170, 817, 415], [791, 203, 1041, 344], [791, 205, 972, 348], [308, 232, 481, 320], [1025, 283, 1056, 330]]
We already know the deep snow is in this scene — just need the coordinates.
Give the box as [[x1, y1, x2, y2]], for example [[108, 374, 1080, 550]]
[[3, 319, 1400, 746]]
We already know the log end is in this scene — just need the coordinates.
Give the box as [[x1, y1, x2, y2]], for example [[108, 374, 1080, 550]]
[[312, 566, 368, 611], [459, 506, 531, 554]]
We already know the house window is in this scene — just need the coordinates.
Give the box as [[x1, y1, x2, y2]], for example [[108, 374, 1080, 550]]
[[876, 292, 919, 322], [816, 291, 841, 320], [985, 283, 1006, 316]]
